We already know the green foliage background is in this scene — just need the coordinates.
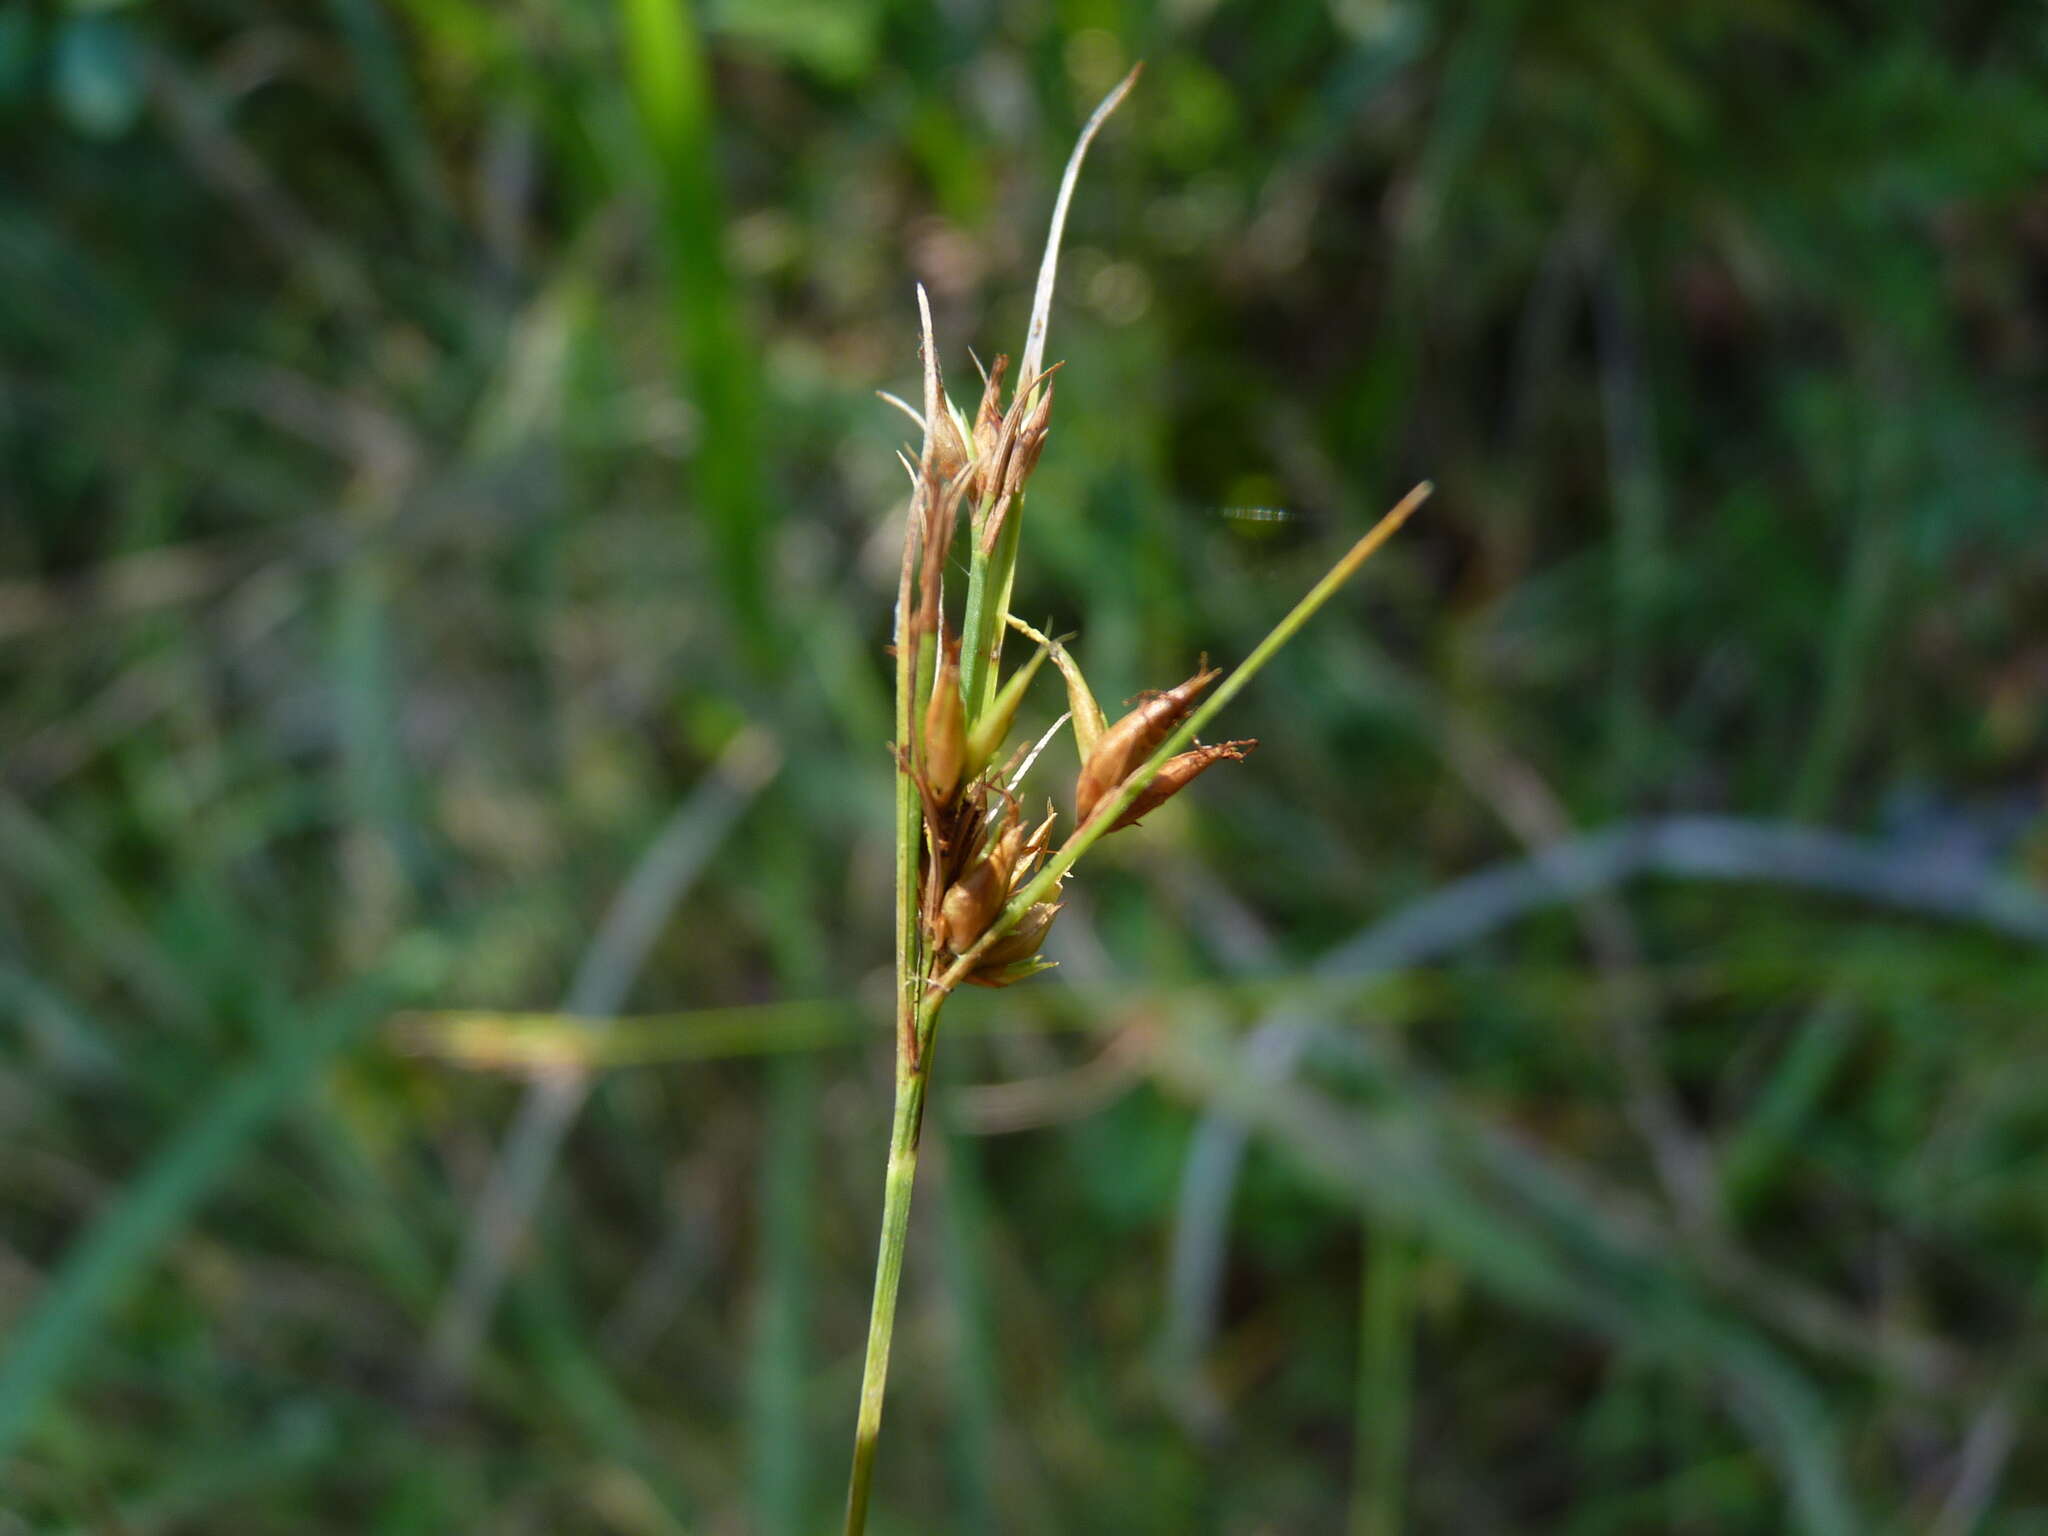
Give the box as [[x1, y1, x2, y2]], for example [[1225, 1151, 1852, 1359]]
[[4, 0, 2048, 1530]]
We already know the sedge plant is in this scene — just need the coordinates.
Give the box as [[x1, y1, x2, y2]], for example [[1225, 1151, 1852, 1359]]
[[845, 66, 1431, 1532]]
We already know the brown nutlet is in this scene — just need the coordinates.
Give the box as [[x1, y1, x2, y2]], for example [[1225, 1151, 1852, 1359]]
[[1073, 665, 1222, 824], [1108, 741, 1257, 830]]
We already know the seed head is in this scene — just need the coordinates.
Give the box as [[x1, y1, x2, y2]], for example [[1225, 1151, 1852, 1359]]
[[934, 802, 1053, 955], [936, 812, 1022, 955], [1073, 664, 1222, 825]]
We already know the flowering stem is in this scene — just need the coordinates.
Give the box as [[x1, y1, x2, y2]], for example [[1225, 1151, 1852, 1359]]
[[845, 491, 930, 1535], [847, 483, 1427, 1529], [852, 77, 1406, 1526]]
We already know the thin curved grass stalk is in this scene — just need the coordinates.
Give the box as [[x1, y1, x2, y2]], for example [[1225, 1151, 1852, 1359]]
[[843, 62, 1429, 1532]]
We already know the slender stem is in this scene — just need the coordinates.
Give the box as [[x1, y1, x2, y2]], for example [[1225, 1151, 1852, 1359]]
[[844, 1046, 935, 1535], [846, 899, 952, 1533], [1350, 1227, 1416, 1536], [845, 70, 1151, 1528], [846, 490, 945, 1534], [891, 483, 921, 1054]]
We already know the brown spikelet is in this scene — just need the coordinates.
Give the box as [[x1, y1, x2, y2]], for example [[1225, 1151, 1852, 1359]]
[[1073, 665, 1222, 824], [937, 857, 1003, 956], [971, 354, 1009, 500], [1003, 381, 1055, 497], [976, 362, 1063, 556], [916, 286, 966, 482], [1107, 741, 1257, 831], [937, 811, 1027, 954], [915, 459, 970, 643], [928, 405, 969, 487], [921, 639, 967, 805]]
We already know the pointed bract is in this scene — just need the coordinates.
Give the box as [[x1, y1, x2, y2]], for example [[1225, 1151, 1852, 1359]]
[[966, 640, 1049, 773]]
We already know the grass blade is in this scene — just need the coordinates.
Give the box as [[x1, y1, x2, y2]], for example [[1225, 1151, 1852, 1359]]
[[1349, 1227, 1416, 1536]]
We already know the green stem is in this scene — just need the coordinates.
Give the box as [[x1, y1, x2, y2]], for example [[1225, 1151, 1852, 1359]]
[[846, 492, 943, 1534], [844, 1045, 936, 1535]]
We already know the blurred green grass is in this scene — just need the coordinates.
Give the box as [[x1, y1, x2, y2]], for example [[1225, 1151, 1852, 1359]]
[[4, 0, 2048, 1530]]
